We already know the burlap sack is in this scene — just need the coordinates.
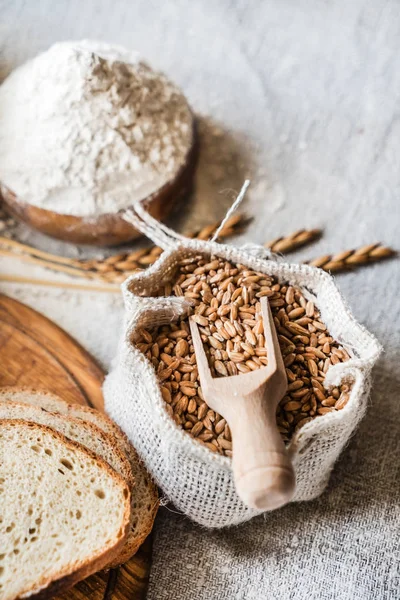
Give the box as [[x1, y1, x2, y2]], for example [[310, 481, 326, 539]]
[[103, 206, 382, 527]]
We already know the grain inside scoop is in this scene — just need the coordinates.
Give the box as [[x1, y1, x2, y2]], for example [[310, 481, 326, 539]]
[[190, 297, 295, 510]]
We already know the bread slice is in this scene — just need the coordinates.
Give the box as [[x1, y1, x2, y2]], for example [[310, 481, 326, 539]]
[[0, 420, 131, 600], [0, 388, 158, 566], [0, 401, 134, 494]]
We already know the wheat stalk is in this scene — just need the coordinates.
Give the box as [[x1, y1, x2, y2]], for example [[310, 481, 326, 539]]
[[0, 220, 317, 282], [0, 216, 396, 284], [306, 244, 396, 272], [0, 274, 119, 293], [265, 228, 322, 253], [0, 214, 248, 283]]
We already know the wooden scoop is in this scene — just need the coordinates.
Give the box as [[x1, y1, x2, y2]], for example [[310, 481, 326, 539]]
[[189, 296, 295, 510]]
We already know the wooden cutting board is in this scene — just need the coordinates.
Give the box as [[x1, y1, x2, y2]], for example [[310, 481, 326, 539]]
[[0, 293, 153, 600]]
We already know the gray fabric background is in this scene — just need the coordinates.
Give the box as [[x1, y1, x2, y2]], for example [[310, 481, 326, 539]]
[[1, 1, 399, 598]]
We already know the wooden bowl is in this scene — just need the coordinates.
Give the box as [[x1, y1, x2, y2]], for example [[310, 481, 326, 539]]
[[0, 124, 198, 247]]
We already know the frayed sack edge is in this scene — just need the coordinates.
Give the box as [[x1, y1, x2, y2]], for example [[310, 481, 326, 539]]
[[104, 239, 382, 526]]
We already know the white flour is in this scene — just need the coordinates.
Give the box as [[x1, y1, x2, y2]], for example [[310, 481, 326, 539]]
[[0, 40, 193, 217]]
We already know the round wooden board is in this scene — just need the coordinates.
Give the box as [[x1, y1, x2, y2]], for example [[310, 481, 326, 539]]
[[0, 293, 152, 600]]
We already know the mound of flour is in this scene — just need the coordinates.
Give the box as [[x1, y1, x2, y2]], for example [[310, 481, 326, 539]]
[[0, 40, 193, 217]]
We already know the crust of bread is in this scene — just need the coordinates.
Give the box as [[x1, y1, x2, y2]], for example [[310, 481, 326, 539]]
[[0, 387, 159, 566], [0, 397, 134, 492], [107, 484, 159, 567], [0, 419, 131, 600]]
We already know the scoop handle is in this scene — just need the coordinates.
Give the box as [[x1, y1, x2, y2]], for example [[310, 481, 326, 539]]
[[226, 386, 295, 510]]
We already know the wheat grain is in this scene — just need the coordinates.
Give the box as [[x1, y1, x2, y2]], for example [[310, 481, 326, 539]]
[[1, 218, 394, 283], [265, 228, 322, 253], [306, 243, 396, 272], [135, 254, 352, 456]]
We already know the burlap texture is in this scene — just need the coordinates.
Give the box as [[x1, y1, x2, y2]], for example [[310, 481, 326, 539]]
[[103, 211, 381, 527]]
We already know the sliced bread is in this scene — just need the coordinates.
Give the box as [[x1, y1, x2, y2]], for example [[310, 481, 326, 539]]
[[0, 420, 131, 600], [0, 401, 134, 493], [0, 388, 158, 566]]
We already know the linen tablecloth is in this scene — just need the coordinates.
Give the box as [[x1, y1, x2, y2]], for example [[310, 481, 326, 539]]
[[1, 1, 399, 598]]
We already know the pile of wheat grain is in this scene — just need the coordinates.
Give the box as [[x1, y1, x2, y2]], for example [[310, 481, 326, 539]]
[[135, 254, 351, 456]]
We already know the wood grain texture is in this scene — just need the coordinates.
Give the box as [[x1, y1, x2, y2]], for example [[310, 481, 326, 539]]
[[0, 293, 104, 409], [0, 294, 151, 600]]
